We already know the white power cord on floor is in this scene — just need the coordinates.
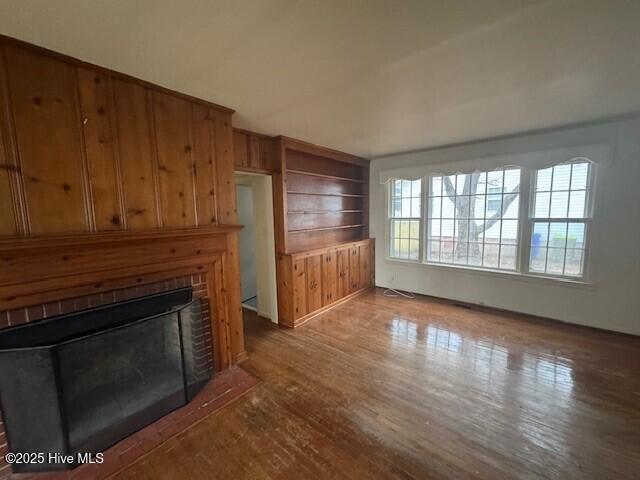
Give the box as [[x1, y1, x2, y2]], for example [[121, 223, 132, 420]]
[[383, 288, 415, 299]]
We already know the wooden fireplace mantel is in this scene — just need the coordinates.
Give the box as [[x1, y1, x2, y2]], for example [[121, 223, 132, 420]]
[[0, 224, 245, 370]]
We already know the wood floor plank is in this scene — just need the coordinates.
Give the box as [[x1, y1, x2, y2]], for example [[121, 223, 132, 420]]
[[114, 289, 640, 480]]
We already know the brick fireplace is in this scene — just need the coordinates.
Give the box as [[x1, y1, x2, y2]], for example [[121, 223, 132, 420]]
[[0, 226, 246, 478]]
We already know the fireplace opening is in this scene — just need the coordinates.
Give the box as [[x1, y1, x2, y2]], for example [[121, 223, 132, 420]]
[[0, 287, 212, 473]]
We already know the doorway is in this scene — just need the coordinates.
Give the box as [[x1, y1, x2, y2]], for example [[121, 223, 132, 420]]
[[235, 172, 278, 323]]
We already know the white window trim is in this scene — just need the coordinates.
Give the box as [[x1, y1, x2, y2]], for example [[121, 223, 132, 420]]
[[384, 162, 597, 285], [387, 178, 425, 262]]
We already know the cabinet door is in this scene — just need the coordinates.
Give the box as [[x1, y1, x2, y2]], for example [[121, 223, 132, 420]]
[[349, 246, 360, 293], [306, 255, 322, 313], [359, 243, 371, 289], [337, 248, 350, 299], [321, 251, 337, 306], [292, 257, 307, 319]]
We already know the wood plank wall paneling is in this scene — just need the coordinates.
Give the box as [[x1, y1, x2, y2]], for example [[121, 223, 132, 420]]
[[77, 67, 123, 230], [232, 128, 277, 174], [0, 38, 238, 236], [4, 45, 90, 234], [152, 91, 197, 227], [111, 78, 160, 229], [0, 35, 246, 367]]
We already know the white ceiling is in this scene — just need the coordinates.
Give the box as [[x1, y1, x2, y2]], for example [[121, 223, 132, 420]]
[[0, 0, 639, 158]]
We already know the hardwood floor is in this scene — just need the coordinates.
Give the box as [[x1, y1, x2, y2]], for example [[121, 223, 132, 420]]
[[115, 289, 640, 479]]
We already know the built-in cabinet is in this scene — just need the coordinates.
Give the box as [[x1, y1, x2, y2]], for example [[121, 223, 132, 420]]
[[277, 238, 374, 328]]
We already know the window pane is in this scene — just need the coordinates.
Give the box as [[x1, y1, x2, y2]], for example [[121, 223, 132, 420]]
[[454, 219, 470, 240], [453, 242, 468, 264], [401, 198, 411, 217], [536, 167, 552, 191], [456, 174, 468, 194], [429, 219, 441, 238], [411, 197, 421, 218], [393, 179, 402, 197], [503, 196, 519, 219], [483, 243, 499, 268], [529, 247, 547, 272], [501, 220, 518, 244], [550, 191, 569, 218], [568, 190, 586, 218], [441, 219, 454, 238], [427, 240, 440, 261], [534, 192, 550, 218], [546, 248, 565, 274], [390, 238, 399, 258], [429, 197, 442, 218], [412, 179, 422, 197], [441, 241, 454, 262], [552, 164, 571, 190], [473, 195, 486, 218], [549, 223, 568, 249], [445, 175, 456, 195], [399, 239, 410, 259], [409, 240, 420, 260], [486, 194, 502, 216], [571, 162, 589, 190], [409, 220, 420, 239], [442, 196, 455, 218], [567, 223, 585, 249], [504, 169, 520, 193], [564, 249, 584, 276], [430, 176, 442, 196], [475, 172, 487, 194], [500, 245, 517, 270], [485, 220, 501, 243], [532, 222, 549, 247], [487, 170, 503, 192], [392, 198, 402, 217], [401, 180, 411, 197], [455, 196, 470, 217], [391, 220, 400, 238], [468, 243, 483, 266]]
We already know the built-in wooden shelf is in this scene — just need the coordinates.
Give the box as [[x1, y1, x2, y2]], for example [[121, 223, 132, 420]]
[[288, 224, 365, 234], [286, 169, 364, 183], [287, 191, 364, 198], [288, 210, 363, 214]]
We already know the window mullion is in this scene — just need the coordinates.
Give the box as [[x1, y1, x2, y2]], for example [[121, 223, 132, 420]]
[[519, 169, 532, 273]]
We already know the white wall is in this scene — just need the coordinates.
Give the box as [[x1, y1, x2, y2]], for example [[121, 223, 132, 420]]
[[370, 115, 640, 336], [236, 185, 257, 303], [235, 173, 279, 323]]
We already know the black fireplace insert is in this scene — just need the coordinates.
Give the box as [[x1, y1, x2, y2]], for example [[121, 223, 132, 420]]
[[0, 287, 212, 473]]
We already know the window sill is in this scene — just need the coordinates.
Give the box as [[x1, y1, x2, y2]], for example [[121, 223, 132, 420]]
[[383, 256, 595, 289]]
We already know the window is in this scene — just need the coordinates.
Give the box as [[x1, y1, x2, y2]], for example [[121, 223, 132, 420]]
[[389, 179, 422, 260], [426, 168, 521, 270], [529, 161, 591, 277], [387, 157, 595, 281]]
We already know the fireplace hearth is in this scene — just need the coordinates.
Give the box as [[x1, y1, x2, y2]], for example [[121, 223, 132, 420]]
[[0, 288, 211, 473]]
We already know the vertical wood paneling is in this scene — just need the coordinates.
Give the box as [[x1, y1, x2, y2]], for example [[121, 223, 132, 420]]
[[248, 135, 261, 170], [112, 79, 159, 230], [0, 49, 20, 236], [77, 67, 123, 230], [152, 91, 196, 227], [233, 131, 249, 169], [213, 110, 236, 224], [321, 251, 337, 306], [191, 103, 218, 226], [4, 46, 88, 234], [306, 255, 322, 313]]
